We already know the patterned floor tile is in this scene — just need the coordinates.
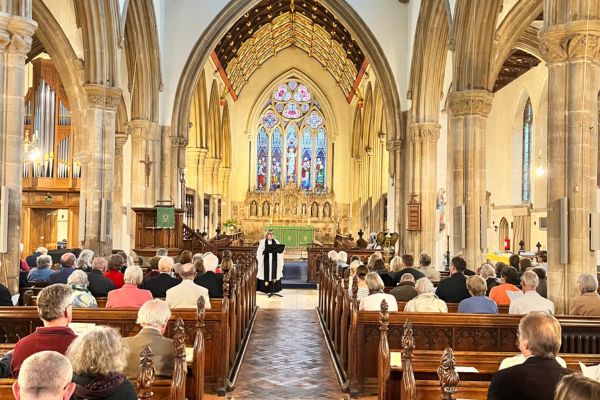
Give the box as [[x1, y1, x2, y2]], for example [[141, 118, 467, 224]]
[[232, 308, 349, 399]]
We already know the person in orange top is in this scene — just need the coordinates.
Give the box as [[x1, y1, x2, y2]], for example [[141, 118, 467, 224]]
[[489, 266, 522, 305]]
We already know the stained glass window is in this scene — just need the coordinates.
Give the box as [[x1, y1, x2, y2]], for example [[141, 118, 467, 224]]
[[271, 127, 282, 190], [300, 128, 312, 190], [257, 127, 268, 191], [256, 79, 328, 191], [315, 128, 327, 191], [522, 99, 532, 203], [286, 124, 298, 184]]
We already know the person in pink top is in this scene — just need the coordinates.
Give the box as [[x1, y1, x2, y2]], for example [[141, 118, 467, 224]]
[[489, 266, 522, 306], [106, 266, 152, 309]]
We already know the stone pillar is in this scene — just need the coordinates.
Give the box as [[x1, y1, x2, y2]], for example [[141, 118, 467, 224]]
[[112, 131, 128, 249], [407, 123, 440, 259], [447, 90, 493, 270], [171, 135, 188, 208], [386, 139, 403, 244], [128, 119, 154, 207], [539, 18, 600, 313], [79, 84, 120, 256], [1, 14, 36, 291], [197, 148, 207, 231]]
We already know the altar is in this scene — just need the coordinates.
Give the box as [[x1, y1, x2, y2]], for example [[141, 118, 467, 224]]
[[267, 226, 315, 248]]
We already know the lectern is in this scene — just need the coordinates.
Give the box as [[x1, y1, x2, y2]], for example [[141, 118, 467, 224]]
[[132, 207, 184, 257]]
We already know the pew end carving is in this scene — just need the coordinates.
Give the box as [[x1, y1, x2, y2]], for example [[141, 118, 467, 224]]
[[378, 300, 390, 400], [137, 345, 155, 400], [401, 320, 416, 400], [170, 318, 187, 400], [193, 296, 206, 400], [438, 347, 460, 400]]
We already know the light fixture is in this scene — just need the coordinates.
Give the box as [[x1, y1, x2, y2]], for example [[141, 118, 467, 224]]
[[535, 148, 544, 176]]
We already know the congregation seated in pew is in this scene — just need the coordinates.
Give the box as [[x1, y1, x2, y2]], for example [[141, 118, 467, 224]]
[[417, 253, 440, 282], [166, 263, 211, 309], [27, 254, 53, 282], [11, 284, 76, 377], [569, 273, 600, 316], [351, 265, 370, 301], [67, 326, 137, 400], [489, 266, 521, 305], [76, 249, 94, 273], [49, 253, 76, 284], [435, 256, 471, 304], [144, 257, 180, 298], [390, 254, 425, 283], [105, 266, 152, 309], [359, 273, 398, 311], [121, 299, 175, 379], [405, 277, 448, 312], [509, 270, 554, 315], [457, 275, 498, 314], [488, 312, 572, 400], [142, 255, 161, 284], [194, 253, 224, 298], [479, 263, 500, 295], [372, 258, 396, 287], [389, 273, 418, 302], [86, 257, 115, 297], [67, 270, 98, 309], [104, 254, 125, 288], [12, 350, 76, 400]]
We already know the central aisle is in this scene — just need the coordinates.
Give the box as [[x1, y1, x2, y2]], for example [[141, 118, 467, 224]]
[[232, 308, 347, 399]]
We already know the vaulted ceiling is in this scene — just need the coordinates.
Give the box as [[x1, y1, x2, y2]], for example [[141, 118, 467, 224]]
[[212, 0, 368, 103]]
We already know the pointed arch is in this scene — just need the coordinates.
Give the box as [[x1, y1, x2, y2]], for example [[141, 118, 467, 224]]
[[221, 102, 232, 168], [124, 0, 162, 121], [207, 80, 221, 159], [498, 217, 509, 249], [188, 69, 208, 148]]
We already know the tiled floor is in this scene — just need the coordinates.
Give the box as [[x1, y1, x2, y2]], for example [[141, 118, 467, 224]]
[[230, 308, 349, 399], [256, 288, 319, 310]]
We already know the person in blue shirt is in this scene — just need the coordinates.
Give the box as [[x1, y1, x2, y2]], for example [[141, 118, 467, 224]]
[[458, 275, 498, 314], [27, 255, 54, 282]]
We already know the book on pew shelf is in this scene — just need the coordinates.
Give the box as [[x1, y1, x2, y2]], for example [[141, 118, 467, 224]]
[[455, 366, 479, 373], [579, 361, 600, 381], [390, 352, 402, 368], [68, 322, 96, 335], [185, 347, 194, 362]]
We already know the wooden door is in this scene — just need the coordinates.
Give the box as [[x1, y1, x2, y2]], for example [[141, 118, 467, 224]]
[[29, 209, 58, 252]]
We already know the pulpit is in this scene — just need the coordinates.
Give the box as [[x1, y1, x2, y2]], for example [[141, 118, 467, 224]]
[[132, 207, 184, 257]]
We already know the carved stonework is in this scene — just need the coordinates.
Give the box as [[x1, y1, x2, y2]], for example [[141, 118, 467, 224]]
[[115, 132, 128, 156], [386, 139, 403, 152], [8, 33, 31, 54], [84, 84, 121, 109], [410, 123, 441, 143], [0, 30, 11, 52], [447, 90, 494, 117]]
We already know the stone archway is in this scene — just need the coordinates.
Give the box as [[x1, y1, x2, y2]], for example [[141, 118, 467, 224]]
[[169, 0, 405, 237]]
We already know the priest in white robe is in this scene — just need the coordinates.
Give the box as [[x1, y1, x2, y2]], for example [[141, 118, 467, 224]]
[[256, 230, 285, 295]]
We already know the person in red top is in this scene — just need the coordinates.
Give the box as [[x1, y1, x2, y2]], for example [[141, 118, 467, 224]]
[[489, 266, 522, 306], [106, 266, 153, 308], [11, 284, 77, 376], [104, 254, 125, 288]]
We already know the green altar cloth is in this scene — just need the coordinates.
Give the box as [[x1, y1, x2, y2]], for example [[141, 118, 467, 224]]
[[266, 226, 315, 248]]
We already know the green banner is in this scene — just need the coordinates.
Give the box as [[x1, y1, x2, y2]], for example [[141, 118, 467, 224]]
[[266, 226, 315, 248], [156, 207, 175, 228]]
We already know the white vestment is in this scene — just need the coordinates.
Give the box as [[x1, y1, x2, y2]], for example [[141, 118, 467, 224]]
[[256, 238, 284, 281]]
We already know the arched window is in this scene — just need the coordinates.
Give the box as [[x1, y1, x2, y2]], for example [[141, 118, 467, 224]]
[[256, 79, 328, 192], [522, 98, 532, 203]]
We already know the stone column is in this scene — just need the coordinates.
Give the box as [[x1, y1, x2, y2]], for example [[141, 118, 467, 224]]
[[128, 119, 154, 207], [1, 15, 36, 291], [539, 18, 600, 313], [447, 90, 493, 270], [79, 84, 120, 256], [112, 131, 128, 249], [197, 148, 207, 230], [172, 135, 188, 207], [407, 123, 440, 259], [386, 139, 403, 243]]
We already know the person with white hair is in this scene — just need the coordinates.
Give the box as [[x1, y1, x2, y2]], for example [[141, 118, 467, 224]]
[[359, 272, 398, 311], [337, 251, 349, 272], [121, 299, 175, 378], [404, 278, 448, 312], [25, 247, 48, 270], [144, 256, 180, 298], [76, 249, 94, 272], [327, 250, 338, 262], [570, 273, 600, 316], [509, 270, 554, 315], [166, 263, 211, 309], [67, 270, 98, 308], [106, 266, 153, 309], [12, 351, 76, 400], [194, 253, 224, 298], [67, 326, 137, 399], [27, 254, 54, 282]]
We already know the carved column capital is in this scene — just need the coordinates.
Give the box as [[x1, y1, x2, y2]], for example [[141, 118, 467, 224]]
[[410, 123, 441, 143], [447, 90, 494, 117], [7, 16, 36, 55], [0, 30, 11, 53], [540, 21, 600, 65], [84, 84, 121, 110], [170, 136, 188, 148], [386, 139, 403, 152], [127, 119, 151, 139], [115, 132, 128, 155]]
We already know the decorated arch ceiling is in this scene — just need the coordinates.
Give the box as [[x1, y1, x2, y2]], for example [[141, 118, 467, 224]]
[[212, 0, 368, 103]]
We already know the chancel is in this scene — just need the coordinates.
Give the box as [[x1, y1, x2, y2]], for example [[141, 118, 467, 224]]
[[0, 0, 599, 399]]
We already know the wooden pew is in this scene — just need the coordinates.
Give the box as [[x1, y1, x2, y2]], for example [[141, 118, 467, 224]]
[[309, 246, 380, 284]]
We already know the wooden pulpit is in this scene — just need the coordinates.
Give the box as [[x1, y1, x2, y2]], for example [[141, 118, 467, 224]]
[[132, 207, 184, 257]]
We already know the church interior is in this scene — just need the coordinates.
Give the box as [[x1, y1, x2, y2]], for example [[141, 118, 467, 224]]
[[2, 0, 600, 399]]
